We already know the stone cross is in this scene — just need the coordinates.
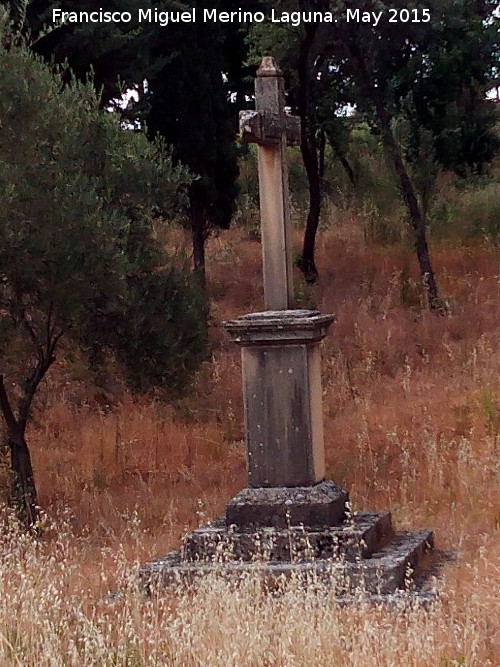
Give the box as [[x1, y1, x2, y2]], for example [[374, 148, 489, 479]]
[[239, 57, 301, 310], [141, 57, 434, 593], [224, 58, 333, 490]]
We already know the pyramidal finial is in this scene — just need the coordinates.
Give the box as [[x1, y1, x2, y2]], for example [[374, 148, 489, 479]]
[[257, 56, 282, 77]]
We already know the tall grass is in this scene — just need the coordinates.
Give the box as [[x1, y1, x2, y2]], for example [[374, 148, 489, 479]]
[[0, 224, 499, 664], [0, 508, 497, 665]]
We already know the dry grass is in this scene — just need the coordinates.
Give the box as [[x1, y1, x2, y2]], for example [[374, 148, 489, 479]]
[[1, 222, 500, 665]]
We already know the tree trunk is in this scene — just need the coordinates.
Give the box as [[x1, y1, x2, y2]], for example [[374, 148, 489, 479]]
[[375, 112, 440, 310], [189, 193, 210, 329], [325, 128, 357, 187], [0, 375, 39, 527], [297, 28, 322, 284], [318, 128, 326, 179], [345, 38, 441, 310], [390, 150, 440, 309], [300, 139, 322, 283], [8, 427, 39, 528], [190, 195, 207, 293]]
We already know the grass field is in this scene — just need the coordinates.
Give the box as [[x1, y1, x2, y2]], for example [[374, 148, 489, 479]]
[[1, 222, 499, 665]]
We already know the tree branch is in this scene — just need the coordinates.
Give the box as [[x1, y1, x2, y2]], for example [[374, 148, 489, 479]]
[[18, 362, 49, 432], [12, 290, 44, 361], [46, 301, 53, 353], [22, 314, 44, 361], [0, 374, 18, 433], [17, 325, 63, 431]]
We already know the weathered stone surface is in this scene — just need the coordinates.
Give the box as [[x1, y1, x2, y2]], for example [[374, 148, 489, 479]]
[[224, 313, 334, 488], [230, 56, 334, 486], [224, 310, 334, 345], [225, 481, 348, 529], [140, 530, 434, 596], [182, 511, 393, 563], [239, 110, 301, 147], [238, 56, 298, 311], [139, 55, 438, 601], [239, 58, 301, 147]]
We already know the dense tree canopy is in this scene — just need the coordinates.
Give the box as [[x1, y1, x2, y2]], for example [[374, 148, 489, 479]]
[[329, 0, 499, 307], [144, 0, 240, 288], [24, 0, 253, 289], [0, 28, 206, 524], [249, 0, 499, 305], [22, 0, 498, 302]]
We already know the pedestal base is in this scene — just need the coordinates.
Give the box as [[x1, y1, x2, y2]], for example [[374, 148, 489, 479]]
[[226, 480, 348, 530], [141, 530, 433, 596], [140, 483, 434, 598]]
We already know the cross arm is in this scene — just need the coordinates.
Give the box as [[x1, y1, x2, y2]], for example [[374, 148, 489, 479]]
[[239, 110, 301, 147]]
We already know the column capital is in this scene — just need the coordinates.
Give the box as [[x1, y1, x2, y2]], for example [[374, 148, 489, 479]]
[[224, 310, 334, 346]]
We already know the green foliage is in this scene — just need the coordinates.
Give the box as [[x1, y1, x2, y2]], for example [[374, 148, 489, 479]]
[[334, 0, 500, 184], [0, 33, 206, 402], [402, 0, 500, 177], [428, 179, 500, 240], [466, 182, 500, 239], [86, 269, 207, 394], [27, 0, 250, 237], [25, 0, 156, 103], [145, 1, 240, 232]]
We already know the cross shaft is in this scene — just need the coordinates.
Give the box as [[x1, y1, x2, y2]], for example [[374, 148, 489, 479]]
[[239, 57, 301, 311]]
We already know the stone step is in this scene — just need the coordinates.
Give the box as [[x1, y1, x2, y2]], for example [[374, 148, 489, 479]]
[[140, 530, 434, 596], [226, 480, 349, 531], [181, 511, 394, 563]]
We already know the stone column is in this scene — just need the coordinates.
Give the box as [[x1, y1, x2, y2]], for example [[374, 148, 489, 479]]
[[239, 57, 300, 311]]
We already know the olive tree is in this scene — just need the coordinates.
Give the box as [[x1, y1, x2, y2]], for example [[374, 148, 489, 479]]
[[0, 32, 206, 526]]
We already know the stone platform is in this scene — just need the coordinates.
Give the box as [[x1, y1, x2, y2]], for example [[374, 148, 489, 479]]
[[140, 481, 434, 596]]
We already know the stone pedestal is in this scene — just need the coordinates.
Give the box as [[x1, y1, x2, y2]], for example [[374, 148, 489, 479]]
[[140, 490, 434, 596], [226, 481, 348, 530], [224, 310, 333, 488], [140, 311, 435, 598]]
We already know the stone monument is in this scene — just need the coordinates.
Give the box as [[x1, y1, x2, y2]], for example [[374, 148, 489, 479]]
[[140, 57, 433, 596]]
